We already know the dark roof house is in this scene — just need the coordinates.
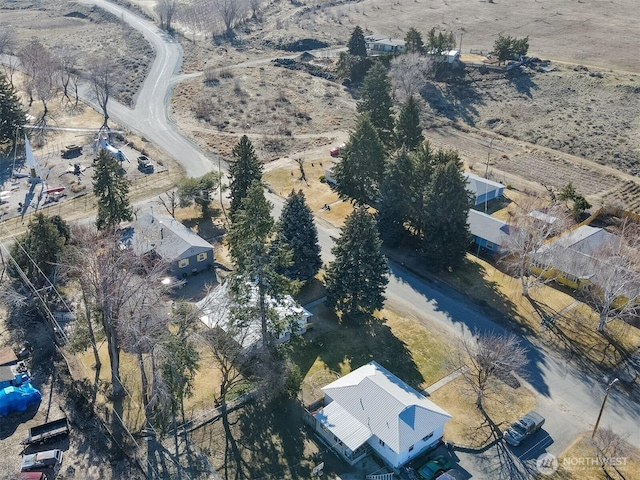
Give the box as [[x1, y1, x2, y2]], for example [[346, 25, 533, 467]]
[[130, 213, 214, 276]]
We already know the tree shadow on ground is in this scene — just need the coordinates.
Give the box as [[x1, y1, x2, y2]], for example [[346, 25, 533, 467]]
[[180, 206, 226, 242], [420, 77, 485, 126], [505, 69, 538, 99], [385, 258, 551, 398], [191, 397, 341, 480], [289, 302, 425, 394]]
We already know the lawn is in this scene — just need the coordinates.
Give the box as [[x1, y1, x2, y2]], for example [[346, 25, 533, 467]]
[[75, 337, 222, 432], [543, 432, 640, 480], [430, 376, 537, 448]]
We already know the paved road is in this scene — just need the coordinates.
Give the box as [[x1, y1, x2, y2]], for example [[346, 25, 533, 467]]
[[79, 0, 214, 178], [70, 2, 640, 478]]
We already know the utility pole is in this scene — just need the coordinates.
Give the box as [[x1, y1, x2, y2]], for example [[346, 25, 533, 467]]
[[484, 139, 493, 179], [592, 377, 619, 438]]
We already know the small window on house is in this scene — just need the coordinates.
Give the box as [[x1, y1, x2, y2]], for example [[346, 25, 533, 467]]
[[178, 258, 189, 268], [409, 445, 414, 452], [422, 432, 433, 442], [486, 241, 495, 250], [379, 439, 385, 447], [197, 252, 208, 262]]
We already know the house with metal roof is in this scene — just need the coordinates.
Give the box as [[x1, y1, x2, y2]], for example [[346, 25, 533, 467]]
[[365, 35, 406, 55], [310, 361, 451, 468], [130, 212, 214, 277], [197, 281, 312, 351], [468, 209, 511, 256], [463, 171, 505, 207]]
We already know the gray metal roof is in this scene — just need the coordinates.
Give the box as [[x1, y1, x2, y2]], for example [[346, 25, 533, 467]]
[[463, 171, 504, 198], [314, 402, 372, 451], [468, 209, 510, 246], [321, 361, 451, 455], [131, 213, 213, 261]]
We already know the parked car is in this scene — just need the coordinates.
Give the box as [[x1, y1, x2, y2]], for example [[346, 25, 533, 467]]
[[21, 449, 63, 471], [418, 455, 451, 480], [329, 143, 346, 157], [137, 155, 154, 173], [503, 411, 545, 446]]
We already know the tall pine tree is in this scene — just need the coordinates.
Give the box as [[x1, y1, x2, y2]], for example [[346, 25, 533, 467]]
[[422, 160, 472, 270], [356, 62, 394, 146], [10, 213, 69, 288], [347, 26, 367, 57], [0, 72, 26, 147], [325, 208, 389, 324], [273, 190, 321, 284], [227, 181, 295, 347], [333, 115, 385, 206], [229, 135, 263, 216], [377, 148, 413, 247], [404, 28, 426, 54], [93, 150, 132, 230], [395, 95, 424, 151]]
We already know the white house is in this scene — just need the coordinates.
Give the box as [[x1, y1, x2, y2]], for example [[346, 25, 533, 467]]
[[365, 35, 406, 55], [197, 282, 312, 350], [311, 361, 451, 468]]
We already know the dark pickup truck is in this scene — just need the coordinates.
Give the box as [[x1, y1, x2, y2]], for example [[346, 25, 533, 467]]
[[503, 411, 545, 446], [61, 145, 82, 159], [21, 417, 70, 446]]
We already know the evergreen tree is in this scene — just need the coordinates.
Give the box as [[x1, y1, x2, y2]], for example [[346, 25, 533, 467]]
[[325, 208, 389, 324], [377, 149, 413, 246], [426, 28, 457, 56], [0, 72, 26, 147], [10, 213, 69, 288], [395, 95, 424, 151], [422, 160, 472, 270], [333, 115, 386, 206], [227, 181, 295, 347], [336, 51, 372, 83], [273, 190, 321, 284], [347, 25, 367, 57], [407, 143, 435, 235], [356, 62, 394, 146], [93, 150, 132, 230], [404, 27, 426, 54], [229, 135, 263, 215]]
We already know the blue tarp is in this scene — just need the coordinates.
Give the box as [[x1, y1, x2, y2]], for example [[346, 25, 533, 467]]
[[0, 383, 41, 416]]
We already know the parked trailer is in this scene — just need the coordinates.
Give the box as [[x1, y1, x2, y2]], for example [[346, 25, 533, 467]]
[[21, 417, 70, 445]]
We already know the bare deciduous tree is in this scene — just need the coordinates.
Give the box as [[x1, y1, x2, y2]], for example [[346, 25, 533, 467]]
[[19, 38, 49, 107], [32, 49, 59, 129], [56, 46, 80, 106], [90, 59, 120, 129], [156, 0, 179, 32], [213, 0, 247, 37], [389, 52, 431, 102], [579, 220, 640, 333], [248, 0, 261, 19], [0, 31, 17, 85], [158, 188, 180, 217], [455, 330, 528, 410], [502, 199, 571, 297], [589, 428, 630, 478]]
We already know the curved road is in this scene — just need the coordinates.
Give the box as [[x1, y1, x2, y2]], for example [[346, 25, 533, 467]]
[[77, 2, 640, 478]]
